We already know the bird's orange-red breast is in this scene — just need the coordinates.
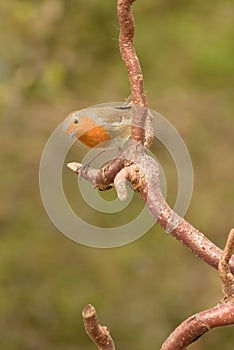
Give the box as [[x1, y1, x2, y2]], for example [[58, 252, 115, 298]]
[[64, 103, 133, 149]]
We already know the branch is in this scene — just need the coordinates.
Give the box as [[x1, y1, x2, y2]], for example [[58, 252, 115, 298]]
[[68, 145, 234, 275], [67, 157, 125, 191], [82, 304, 115, 350], [161, 303, 234, 350], [161, 229, 234, 349], [219, 229, 234, 302], [72, 0, 234, 347], [117, 0, 153, 147]]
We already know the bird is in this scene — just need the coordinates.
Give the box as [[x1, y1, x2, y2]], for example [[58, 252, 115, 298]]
[[64, 103, 133, 149]]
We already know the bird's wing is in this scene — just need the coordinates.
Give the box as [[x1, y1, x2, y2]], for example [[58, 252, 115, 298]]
[[88, 105, 133, 126]]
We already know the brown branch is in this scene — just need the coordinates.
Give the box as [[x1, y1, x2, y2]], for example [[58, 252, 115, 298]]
[[72, 0, 234, 348], [67, 158, 125, 191], [117, 0, 146, 107], [161, 230, 234, 349], [161, 303, 234, 350], [82, 304, 115, 350], [67, 2, 234, 277], [117, 0, 153, 147], [122, 149, 234, 274], [219, 229, 234, 302], [67, 144, 234, 275]]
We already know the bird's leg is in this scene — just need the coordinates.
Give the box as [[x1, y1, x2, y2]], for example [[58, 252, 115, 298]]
[[123, 95, 132, 106], [78, 150, 106, 182]]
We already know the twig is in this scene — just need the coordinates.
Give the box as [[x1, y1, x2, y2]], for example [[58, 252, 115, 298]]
[[118, 0, 146, 107], [161, 303, 234, 350], [74, 0, 234, 347], [82, 304, 115, 350], [67, 158, 125, 191], [218, 229, 234, 302], [117, 0, 153, 147], [67, 148, 234, 274]]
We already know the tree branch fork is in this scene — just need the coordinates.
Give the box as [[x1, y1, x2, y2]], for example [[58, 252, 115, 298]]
[[66, 0, 234, 348]]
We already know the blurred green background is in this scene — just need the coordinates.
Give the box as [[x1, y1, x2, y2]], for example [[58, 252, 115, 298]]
[[0, 0, 233, 349]]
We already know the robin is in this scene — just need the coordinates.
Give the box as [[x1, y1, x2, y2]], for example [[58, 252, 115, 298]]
[[64, 103, 133, 149]]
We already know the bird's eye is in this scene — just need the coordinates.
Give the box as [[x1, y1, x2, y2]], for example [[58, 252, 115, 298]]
[[73, 118, 79, 124]]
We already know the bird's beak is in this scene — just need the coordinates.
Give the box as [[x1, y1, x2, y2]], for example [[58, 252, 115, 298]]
[[63, 116, 76, 140], [66, 129, 76, 140], [64, 125, 75, 140], [69, 130, 75, 140]]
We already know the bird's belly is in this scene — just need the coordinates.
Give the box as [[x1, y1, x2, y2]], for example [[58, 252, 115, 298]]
[[78, 126, 111, 148]]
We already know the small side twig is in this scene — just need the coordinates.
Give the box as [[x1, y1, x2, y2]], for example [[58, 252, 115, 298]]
[[218, 229, 234, 302], [67, 158, 125, 191], [82, 304, 115, 350]]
